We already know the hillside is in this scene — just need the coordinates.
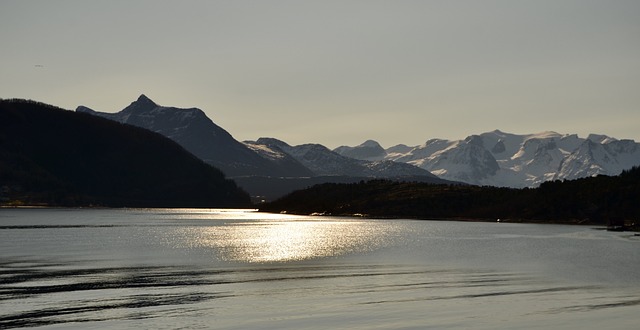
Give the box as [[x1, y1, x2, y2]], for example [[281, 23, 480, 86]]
[[261, 166, 640, 227], [0, 99, 250, 207]]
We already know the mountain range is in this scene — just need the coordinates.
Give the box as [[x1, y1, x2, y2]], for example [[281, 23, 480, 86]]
[[78, 95, 447, 200], [78, 95, 640, 192], [335, 131, 640, 188]]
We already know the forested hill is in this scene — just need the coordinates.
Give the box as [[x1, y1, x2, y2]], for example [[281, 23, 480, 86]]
[[261, 166, 640, 226], [0, 99, 250, 207]]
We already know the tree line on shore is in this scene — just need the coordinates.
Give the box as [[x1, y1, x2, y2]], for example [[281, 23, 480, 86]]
[[261, 166, 640, 227]]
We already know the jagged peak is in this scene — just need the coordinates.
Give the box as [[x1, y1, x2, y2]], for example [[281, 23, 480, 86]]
[[136, 94, 156, 105], [122, 94, 158, 114]]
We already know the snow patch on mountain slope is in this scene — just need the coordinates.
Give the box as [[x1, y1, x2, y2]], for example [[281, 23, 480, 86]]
[[244, 142, 288, 161]]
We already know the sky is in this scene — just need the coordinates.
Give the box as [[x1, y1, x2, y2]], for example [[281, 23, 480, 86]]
[[1, 0, 639, 149]]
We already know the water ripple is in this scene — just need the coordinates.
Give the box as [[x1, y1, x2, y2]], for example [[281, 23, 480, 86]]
[[0, 292, 227, 329]]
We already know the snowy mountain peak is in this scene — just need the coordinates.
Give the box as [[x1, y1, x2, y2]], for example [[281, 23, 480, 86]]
[[421, 136, 499, 184]]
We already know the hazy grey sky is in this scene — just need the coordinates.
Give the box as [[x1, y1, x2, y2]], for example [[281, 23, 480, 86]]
[[2, 0, 639, 148]]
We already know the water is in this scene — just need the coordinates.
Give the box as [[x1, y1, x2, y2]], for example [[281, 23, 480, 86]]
[[1, 208, 638, 329]]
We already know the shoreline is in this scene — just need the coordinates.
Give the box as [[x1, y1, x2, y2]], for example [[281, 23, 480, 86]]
[[259, 209, 640, 232], [2, 205, 637, 232]]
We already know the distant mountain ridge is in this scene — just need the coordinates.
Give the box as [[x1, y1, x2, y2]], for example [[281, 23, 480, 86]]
[[335, 130, 640, 187], [245, 138, 438, 178]]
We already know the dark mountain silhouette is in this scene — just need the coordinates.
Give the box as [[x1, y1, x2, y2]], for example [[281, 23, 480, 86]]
[[77, 95, 313, 177], [0, 99, 250, 207]]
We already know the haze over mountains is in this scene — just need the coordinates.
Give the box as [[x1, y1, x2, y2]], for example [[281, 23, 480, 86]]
[[79, 95, 640, 194]]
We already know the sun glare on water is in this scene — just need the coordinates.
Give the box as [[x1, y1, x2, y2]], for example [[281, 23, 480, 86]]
[[231, 221, 340, 262], [171, 210, 389, 263]]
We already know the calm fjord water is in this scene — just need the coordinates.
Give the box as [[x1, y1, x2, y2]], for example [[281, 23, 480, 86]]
[[1, 208, 639, 329]]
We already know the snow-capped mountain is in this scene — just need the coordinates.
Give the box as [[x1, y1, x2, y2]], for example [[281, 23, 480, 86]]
[[335, 130, 640, 187], [77, 95, 312, 177], [555, 138, 639, 181], [247, 138, 439, 178]]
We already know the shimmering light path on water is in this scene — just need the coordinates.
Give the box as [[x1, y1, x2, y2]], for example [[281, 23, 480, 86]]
[[1, 208, 639, 329]]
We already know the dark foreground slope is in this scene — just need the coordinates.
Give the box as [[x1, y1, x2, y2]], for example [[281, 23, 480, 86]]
[[261, 167, 640, 226], [0, 99, 250, 207]]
